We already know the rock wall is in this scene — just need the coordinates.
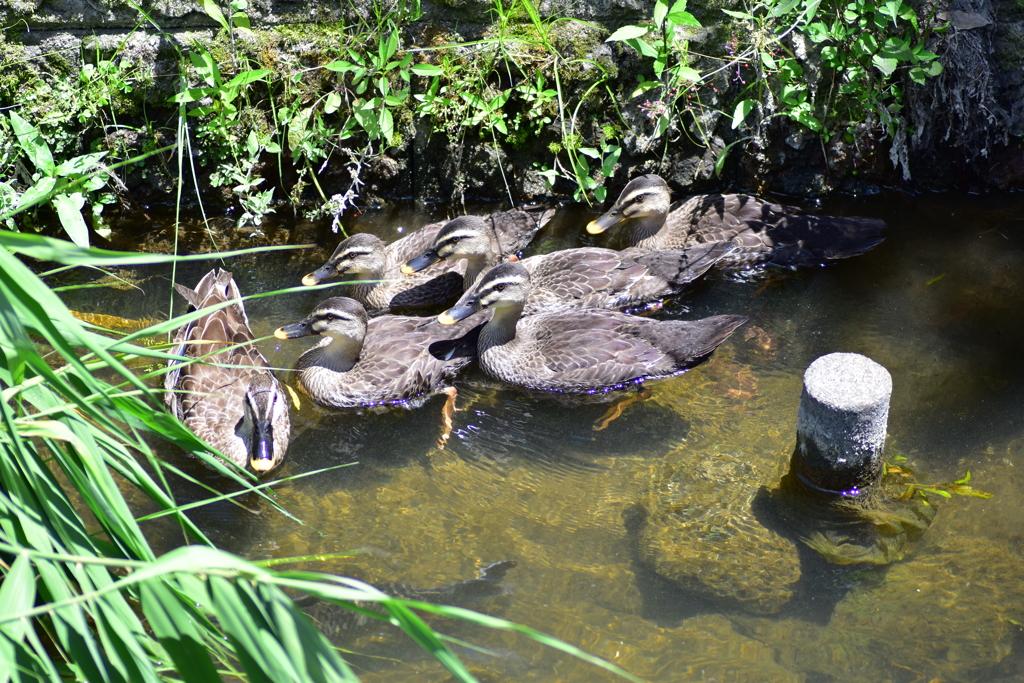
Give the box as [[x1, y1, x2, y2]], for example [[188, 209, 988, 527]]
[[3, 0, 1024, 213]]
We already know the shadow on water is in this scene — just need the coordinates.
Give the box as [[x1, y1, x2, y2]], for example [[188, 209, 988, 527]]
[[50, 191, 1024, 683]]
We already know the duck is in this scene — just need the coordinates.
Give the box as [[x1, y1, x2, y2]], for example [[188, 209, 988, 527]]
[[586, 174, 886, 268], [436, 261, 747, 394], [401, 215, 735, 315], [165, 269, 291, 475], [273, 296, 487, 410], [301, 206, 556, 312]]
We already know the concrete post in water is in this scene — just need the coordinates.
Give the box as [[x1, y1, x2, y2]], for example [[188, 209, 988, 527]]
[[792, 352, 892, 496]]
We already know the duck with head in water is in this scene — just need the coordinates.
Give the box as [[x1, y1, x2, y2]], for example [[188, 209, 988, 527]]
[[587, 174, 886, 268]]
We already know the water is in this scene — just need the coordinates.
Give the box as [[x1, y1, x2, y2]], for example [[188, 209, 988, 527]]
[[55, 192, 1024, 682]]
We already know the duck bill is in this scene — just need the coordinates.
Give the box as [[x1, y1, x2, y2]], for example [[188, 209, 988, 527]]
[[438, 301, 478, 326], [275, 320, 314, 340], [401, 249, 442, 274], [586, 210, 623, 235], [249, 420, 277, 474], [302, 264, 337, 286]]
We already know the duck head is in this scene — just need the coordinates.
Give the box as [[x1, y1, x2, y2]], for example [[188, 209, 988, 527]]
[[438, 261, 532, 325], [586, 174, 672, 235], [275, 297, 370, 372], [402, 216, 495, 274], [239, 372, 289, 475], [302, 234, 387, 286]]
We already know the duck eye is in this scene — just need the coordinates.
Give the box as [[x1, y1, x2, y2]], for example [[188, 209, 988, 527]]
[[495, 283, 506, 291], [324, 313, 335, 321]]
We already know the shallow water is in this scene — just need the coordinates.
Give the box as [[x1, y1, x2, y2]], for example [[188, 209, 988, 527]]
[[53, 192, 1024, 682]]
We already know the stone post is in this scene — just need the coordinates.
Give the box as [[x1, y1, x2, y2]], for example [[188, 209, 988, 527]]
[[791, 352, 892, 496]]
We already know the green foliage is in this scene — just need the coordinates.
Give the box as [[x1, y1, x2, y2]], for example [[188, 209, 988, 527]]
[[1, 111, 109, 246], [725, 0, 945, 155]]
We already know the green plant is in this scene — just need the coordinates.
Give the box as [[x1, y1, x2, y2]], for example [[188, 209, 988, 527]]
[[605, 0, 703, 139], [169, 42, 274, 226], [725, 0, 945, 174], [1, 111, 110, 246]]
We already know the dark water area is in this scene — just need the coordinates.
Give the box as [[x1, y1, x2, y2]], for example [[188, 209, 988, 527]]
[[50, 191, 1024, 682]]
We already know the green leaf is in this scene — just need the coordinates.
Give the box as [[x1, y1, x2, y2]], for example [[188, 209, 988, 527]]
[[410, 63, 443, 76], [667, 10, 701, 26], [0, 554, 37, 644], [168, 87, 217, 104], [52, 192, 90, 247], [324, 60, 358, 74], [140, 582, 221, 683], [188, 45, 221, 87], [231, 10, 250, 29], [225, 69, 271, 88], [353, 99, 380, 139], [14, 176, 57, 213], [200, 0, 230, 30], [380, 107, 395, 144], [287, 106, 313, 152], [245, 130, 259, 158], [629, 78, 662, 99], [625, 37, 659, 59], [606, 25, 649, 42], [722, 9, 753, 19], [9, 111, 55, 176], [675, 66, 701, 82], [55, 151, 109, 177], [600, 146, 621, 177], [731, 99, 756, 129], [872, 54, 898, 77], [324, 92, 342, 115], [654, 0, 669, 28], [769, 0, 801, 17], [714, 138, 745, 177]]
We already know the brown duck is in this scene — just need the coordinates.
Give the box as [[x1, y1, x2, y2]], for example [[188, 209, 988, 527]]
[[302, 207, 555, 312], [587, 174, 886, 268], [437, 261, 747, 395], [165, 269, 291, 475], [401, 215, 735, 316], [274, 296, 486, 410]]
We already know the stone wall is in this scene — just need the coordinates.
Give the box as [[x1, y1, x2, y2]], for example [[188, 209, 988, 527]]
[[3, 0, 1024, 212]]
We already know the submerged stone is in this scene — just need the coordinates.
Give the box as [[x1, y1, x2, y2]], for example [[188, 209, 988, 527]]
[[633, 449, 801, 614]]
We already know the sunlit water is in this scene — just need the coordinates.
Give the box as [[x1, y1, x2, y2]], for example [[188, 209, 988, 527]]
[[52, 192, 1024, 682]]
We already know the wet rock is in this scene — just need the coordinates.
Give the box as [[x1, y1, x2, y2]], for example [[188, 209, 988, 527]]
[[633, 448, 801, 614]]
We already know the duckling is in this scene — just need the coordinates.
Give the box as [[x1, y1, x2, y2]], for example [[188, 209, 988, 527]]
[[587, 174, 886, 268], [437, 261, 747, 394], [302, 207, 555, 311], [165, 269, 291, 475], [274, 297, 486, 410], [402, 215, 734, 316]]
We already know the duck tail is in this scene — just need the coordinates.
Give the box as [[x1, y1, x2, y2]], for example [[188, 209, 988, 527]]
[[651, 314, 748, 369], [767, 215, 887, 266], [634, 241, 736, 287]]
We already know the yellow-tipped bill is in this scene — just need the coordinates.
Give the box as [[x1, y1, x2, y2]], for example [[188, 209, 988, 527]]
[[437, 311, 457, 325], [275, 320, 313, 340], [301, 273, 319, 286], [250, 456, 277, 473], [400, 263, 416, 275]]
